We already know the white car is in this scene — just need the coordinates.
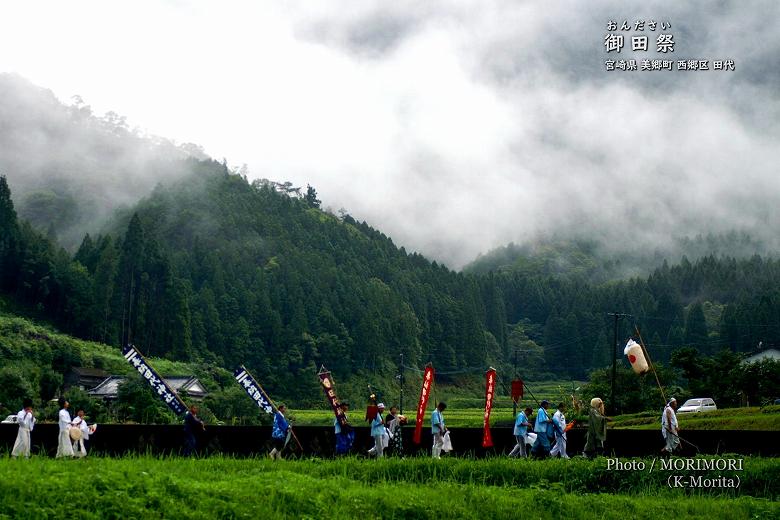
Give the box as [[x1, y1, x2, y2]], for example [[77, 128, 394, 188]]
[[677, 398, 717, 413], [2, 414, 18, 424]]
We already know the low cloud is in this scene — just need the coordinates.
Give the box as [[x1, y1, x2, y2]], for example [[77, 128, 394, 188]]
[[0, 1, 777, 267]]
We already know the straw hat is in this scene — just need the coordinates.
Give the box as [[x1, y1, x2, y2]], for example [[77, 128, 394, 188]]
[[69, 427, 82, 441]]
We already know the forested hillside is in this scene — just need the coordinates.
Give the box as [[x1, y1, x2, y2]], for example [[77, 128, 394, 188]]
[[0, 73, 206, 249], [464, 235, 772, 283], [1, 75, 780, 405], [0, 170, 498, 398], [3, 164, 780, 404]]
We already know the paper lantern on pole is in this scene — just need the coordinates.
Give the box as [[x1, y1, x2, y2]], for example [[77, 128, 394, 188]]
[[624, 339, 649, 374]]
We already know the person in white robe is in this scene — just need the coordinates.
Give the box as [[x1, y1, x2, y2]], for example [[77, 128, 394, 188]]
[[11, 399, 35, 458], [549, 402, 570, 459], [55, 398, 75, 458], [661, 397, 680, 454], [71, 409, 90, 457]]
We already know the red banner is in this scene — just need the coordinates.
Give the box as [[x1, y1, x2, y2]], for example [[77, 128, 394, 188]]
[[482, 368, 497, 448], [511, 379, 523, 403], [318, 367, 348, 427], [413, 365, 435, 444]]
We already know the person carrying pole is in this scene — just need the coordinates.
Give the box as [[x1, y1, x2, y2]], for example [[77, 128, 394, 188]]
[[183, 404, 205, 457], [334, 402, 355, 455], [661, 397, 680, 455], [269, 404, 290, 460]]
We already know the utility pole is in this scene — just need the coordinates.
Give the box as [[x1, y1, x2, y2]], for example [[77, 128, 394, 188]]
[[513, 347, 519, 416], [398, 352, 405, 415], [607, 312, 630, 415]]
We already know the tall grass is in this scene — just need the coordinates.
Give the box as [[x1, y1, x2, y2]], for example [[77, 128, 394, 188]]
[[0, 456, 776, 519]]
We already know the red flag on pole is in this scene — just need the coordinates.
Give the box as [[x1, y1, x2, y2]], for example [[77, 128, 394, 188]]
[[413, 365, 435, 444], [482, 368, 497, 448], [511, 379, 524, 403]]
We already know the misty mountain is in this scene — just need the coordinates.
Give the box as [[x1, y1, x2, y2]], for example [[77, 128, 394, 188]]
[[2, 74, 780, 402], [0, 73, 208, 249], [464, 234, 774, 283]]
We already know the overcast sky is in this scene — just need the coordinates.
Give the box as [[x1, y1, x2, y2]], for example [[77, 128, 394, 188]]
[[1, 1, 778, 268]]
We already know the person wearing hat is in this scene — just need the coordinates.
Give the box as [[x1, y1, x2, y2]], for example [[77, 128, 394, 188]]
[[584, 397, 610, 458], [71, 409, 91, 457], [531, 400, 554, 457], [368, 403, 386, 458], [55, 398, 75, 458], [11, 398, 35, 458], [661, 398, 680, 455], [334, 402, 355, 455], [269, 404, 290, 460]]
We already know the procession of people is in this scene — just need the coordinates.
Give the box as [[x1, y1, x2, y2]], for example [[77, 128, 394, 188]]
[[3, 391, 685, 461], [1, 397, 680, 460]]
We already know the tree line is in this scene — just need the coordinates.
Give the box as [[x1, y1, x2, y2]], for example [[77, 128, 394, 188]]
[[3, 167, 780, 402]]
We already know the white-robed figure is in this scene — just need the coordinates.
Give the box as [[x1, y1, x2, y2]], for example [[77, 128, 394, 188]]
[[549, 402, 569, 459], [55, 397, 75, 458], [11, 399, 36, 458], [661, 397, 680, 454], [71, 409, 91, 457], [367, 403, 386, 458]]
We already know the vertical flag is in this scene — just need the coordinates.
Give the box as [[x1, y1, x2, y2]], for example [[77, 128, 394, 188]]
[[511, 379, 524, 403], [234, 366, 275, 414], [122, 344, 187, 416], [413, 365, 435, 445], [482, 368, 497, 448], [318, 366, 348, 427]]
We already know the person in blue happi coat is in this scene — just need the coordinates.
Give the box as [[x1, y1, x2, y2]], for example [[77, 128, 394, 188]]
[[334, 402, 355, 455], [270, 404, 290, 460], [531, 400, 553, 458], [509, 406, 533, 458], [431, 402, 447, 459]]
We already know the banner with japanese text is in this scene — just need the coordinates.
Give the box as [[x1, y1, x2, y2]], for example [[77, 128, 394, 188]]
[[482, 368, 497, 448], [122, 344, 187, 416], [234, 366, 275, 414], [413, 365, 435, 444], [318, 367, 348, 427]]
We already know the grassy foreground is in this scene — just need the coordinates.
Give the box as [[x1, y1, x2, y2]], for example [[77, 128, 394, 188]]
[[0, 456, 776, 519]]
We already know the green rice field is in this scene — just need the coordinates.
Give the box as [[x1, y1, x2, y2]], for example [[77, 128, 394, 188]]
[[290, 404, 780, 430], [0, 456, 776, 519]]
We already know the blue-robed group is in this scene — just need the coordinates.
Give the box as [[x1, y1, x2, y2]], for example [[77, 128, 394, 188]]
[[526, 400, 570, 459], [259, 398, 580, 460]]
